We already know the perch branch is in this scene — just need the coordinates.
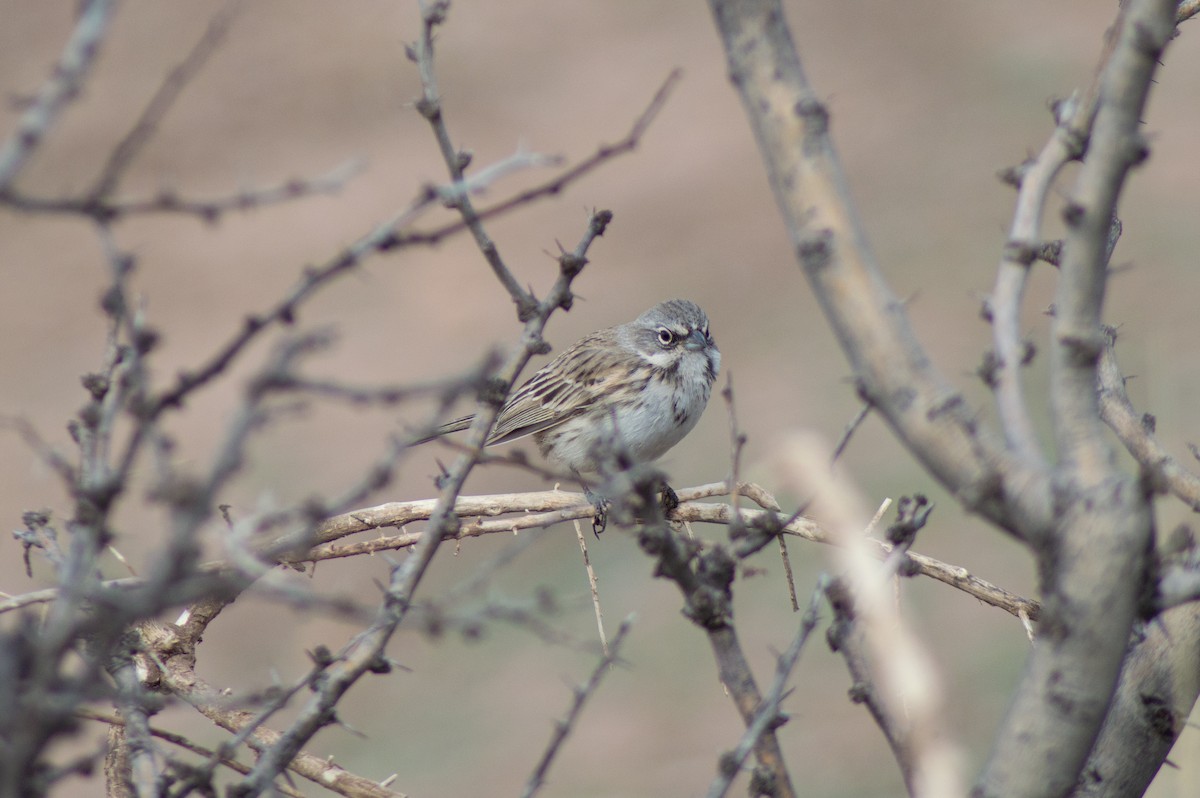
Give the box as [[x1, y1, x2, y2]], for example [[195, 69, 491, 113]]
[[298, 483, 1040, 622]]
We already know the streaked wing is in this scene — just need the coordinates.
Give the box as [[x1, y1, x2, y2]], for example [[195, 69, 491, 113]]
[[487, 331, 635, 445]]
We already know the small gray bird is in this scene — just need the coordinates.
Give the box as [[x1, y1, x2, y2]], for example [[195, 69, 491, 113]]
[[431, 299, 720, 530]]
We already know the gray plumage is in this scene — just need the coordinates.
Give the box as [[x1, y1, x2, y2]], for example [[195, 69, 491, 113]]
[[431, 299, 719, 473]]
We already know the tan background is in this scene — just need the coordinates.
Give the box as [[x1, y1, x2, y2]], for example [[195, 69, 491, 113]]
[[2, 1, 1199, 796]]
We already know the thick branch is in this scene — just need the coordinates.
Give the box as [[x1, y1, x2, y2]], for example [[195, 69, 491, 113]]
[[1074, 604, 1200, 797], [978, 2, 1174, 797], [1049, 3, 1169, 473], [705, 0, 1052, 542]]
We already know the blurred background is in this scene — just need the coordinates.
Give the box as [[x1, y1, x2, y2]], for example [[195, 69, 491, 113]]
[[2, 1, 1199, 796]]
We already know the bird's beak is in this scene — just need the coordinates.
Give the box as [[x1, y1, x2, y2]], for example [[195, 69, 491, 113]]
[[684, 329, 708, 351]]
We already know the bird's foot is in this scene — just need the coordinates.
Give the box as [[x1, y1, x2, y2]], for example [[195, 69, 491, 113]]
[[583, 485, 610, 537], [659, 482, 679, 515]]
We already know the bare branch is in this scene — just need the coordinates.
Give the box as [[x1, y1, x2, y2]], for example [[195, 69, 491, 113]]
[[155, 639, 406, 798], [4, 158, 365, 222], [0, 415, 76, 489], [300, 483, 1042, 621], [777, 432, 965, 798], [1049, 4, 1169, 474], [830, 402, 871, 465], [411, 0, 534, 316], [986, 0, 1126, 469], [0, 0, 117, 192], [395, 68, 683, 252], [3, 481, 1038, 631], [623, 472, 797, 797], [705, 0, 1053, 542], [433, 147, 565, 206], [82, 710, 308, 797], [87, 1, 242, 203], [106, 647, 164, 798], [976, 3, 1173, 795], [573, 519, 609, 655], [1097, 328, 1200, 511], [520, 618, 633, 798], [706, 581, 824, 798], [1074, 603, 1200, 797]]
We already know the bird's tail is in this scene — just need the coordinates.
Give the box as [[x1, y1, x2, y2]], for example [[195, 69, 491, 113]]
[[409, 414, 475, 446]]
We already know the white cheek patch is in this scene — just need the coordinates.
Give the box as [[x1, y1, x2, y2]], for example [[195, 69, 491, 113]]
[[643, 349, 677, 369]]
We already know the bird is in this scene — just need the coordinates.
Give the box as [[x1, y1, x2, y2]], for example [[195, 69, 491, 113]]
[[428, 299, 720, 533]]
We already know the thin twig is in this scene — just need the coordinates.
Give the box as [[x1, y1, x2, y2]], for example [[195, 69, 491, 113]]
[[573, 519, 609, 656], [1097, 327, 1200, 511], [778, 432, 966, 798], [395, 69, 684, 253], [706, 580, 824, 798], [412, 0, 532, 314], [88, 0, 242, 202], [6, 159, 366, 222], [0, 0, 117, 192], [520, 618, 634, 798], [830, 402, 871, 464], [78, 710, 307, 798]]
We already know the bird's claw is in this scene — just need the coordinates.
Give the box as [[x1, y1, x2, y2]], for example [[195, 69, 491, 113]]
[[660, 482, 679, 515], [584, 486, 610, 538]]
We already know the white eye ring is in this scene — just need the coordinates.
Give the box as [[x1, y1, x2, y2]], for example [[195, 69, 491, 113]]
[[657, 328, 674, 346]]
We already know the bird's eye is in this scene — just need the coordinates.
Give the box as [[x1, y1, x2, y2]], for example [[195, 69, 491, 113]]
[[657, 328, 674, 346]]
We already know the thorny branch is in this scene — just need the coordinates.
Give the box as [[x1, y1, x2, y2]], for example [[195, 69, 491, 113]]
[[223, 214, 610, 794], [706, 582, 824, 798], [1, 481, 1041, 625], [0, 1, 681, 795], [0, 0, 118, 192], [8, 0, 1198, 795], [3, 158, 366, 222], [1097, 327, 1200, 512], [88, 0, 242, 204], [521, 619, 634, 798], [779, 433, 965, 798]]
